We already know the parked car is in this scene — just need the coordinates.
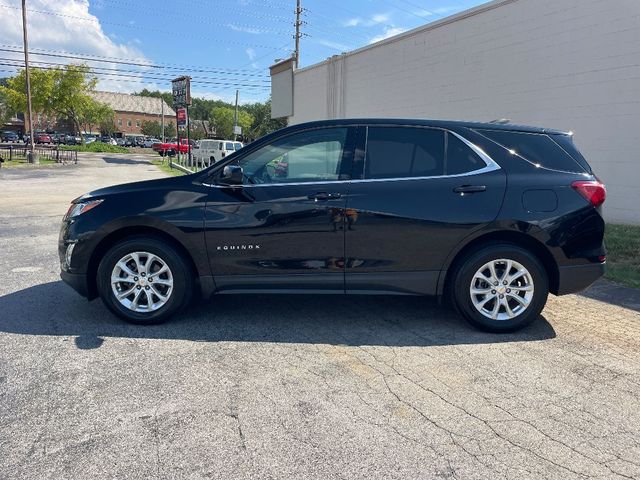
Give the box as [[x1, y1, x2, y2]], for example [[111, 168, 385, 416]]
[[98, 136, 117, 146], [115, 138, 126, 147], [196, 139, 243, 165], [1, 131, 19, 142], [124, 137, 135, 147], [34, 133, 53, 144], [52, 133, 69, 144], [65, 135, 81, 145], [143, 138, 161, 148], [151, 138, 192, 157], [59, 118, 606, 331], [83, 135, 97, 145]]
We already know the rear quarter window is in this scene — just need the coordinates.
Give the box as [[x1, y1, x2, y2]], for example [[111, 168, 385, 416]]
[[475, 129, 588, 173], [446, 132, 486, 175]]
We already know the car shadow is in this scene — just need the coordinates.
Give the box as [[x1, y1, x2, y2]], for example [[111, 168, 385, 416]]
[[103, 156, 150, 165], [578, 279, 640, 313], [0, 281, 556, 349]]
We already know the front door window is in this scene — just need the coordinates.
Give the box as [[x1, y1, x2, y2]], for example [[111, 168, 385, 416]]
[[235, 128, 350, 184]]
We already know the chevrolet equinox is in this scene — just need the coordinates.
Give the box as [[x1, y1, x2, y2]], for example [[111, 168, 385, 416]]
[[59, 119, 606, 332]]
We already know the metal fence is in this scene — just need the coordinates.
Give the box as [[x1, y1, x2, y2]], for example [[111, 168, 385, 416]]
[[166, 151, 209, 174], [0, 144, 78, 165]]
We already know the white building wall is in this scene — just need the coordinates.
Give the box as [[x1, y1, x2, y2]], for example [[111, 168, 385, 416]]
[[287, 0, 640, 224]]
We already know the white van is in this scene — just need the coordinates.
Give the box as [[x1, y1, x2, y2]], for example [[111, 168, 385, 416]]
[[197, 139, 244, 166]]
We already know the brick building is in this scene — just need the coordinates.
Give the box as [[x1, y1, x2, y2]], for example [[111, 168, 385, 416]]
[[4, 91, 176, 137], [91, 91, 175, 137]]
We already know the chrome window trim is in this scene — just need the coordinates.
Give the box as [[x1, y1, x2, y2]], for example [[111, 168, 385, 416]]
[[204, 126, 501, 188]]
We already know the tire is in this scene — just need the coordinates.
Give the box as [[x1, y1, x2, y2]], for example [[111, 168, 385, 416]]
[[96, 236, 193, 325], [450, 243, 548, 332]]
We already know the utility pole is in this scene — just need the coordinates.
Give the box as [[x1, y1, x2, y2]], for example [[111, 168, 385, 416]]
[[21, 0, 36, 164], [294, 0, 302, 68], [233, 89, 239, 141]]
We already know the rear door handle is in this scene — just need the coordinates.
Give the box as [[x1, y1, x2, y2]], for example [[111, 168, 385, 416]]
[[453, 185, 486, 194], [308, 192, 342, 201]]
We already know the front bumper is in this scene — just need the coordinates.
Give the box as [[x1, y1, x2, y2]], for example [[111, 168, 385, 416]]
[[60, 270, 90, 298], [556, 262, 606, 295]]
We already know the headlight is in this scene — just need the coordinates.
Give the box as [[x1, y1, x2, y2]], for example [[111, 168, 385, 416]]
[[64, 199, 103, 219]]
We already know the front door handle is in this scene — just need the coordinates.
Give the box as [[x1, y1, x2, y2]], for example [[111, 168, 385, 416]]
[[308, 192, 342, 201], [453, 185, 486, 194]]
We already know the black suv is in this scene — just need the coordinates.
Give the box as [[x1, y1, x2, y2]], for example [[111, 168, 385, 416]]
[[59, 119, 606, 331]]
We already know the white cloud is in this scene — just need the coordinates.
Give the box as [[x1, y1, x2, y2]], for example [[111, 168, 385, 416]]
[[227, 24, 264, 35], [433, 6, 459, 15], [0, 0, 152, 93], [244, 47, 258, 68], [315, 38, 351, 52], [369, 26, 407, 44], [343, 13, 391, 28], [371, 14, 389, 24]]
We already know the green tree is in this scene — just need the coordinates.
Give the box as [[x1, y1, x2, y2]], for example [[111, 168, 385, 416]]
[[210, 106, 253, 139], [0, 65, 112, 139], [141, 120, 162, 138], [243, 98, 287, 141]]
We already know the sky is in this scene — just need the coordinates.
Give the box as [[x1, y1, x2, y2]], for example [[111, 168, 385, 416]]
[[0, 0, 487, 103]]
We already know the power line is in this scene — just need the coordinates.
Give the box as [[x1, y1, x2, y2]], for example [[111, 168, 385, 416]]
[[0, 57, 271, 85], [0, 46, 273, 76], [0, 62, 271, 90]]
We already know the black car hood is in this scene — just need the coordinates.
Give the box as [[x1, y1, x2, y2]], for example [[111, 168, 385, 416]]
[[74, 174, 195, 203]]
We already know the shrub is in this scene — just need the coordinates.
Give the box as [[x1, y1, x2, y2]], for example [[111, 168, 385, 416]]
[[60, 142, 128, 153]]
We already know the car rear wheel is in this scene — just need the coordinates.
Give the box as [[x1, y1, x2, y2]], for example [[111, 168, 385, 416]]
[[97, 236, 193, 325], [451, 244, 548, 332]]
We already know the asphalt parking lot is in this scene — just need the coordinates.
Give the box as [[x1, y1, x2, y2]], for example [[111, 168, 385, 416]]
[[1, 155, 639, 480]]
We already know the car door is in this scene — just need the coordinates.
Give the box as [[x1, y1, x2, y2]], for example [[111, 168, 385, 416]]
[[204, 126, 358, 292], [345, 125, 507, 295]]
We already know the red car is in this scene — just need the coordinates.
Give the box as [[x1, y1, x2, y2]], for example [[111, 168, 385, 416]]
[[35, 133, 53, 144], [152, 138, 193, 157]]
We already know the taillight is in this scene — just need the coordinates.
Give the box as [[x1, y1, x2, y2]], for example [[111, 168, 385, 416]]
[[571, 180, 606, 207]]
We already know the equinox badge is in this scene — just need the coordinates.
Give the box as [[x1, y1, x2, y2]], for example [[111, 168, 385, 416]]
[[216, 244, 261, 251]]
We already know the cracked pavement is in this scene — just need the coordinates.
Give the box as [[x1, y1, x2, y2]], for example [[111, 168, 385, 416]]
[[0, 154, 639, 479]]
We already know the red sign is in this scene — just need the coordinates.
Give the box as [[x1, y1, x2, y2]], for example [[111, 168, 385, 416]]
[[177, 107, 187, 127]]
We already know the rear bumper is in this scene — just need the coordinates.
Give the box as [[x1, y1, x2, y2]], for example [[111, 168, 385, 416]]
[[60, 270, 90, 298], [556, 263, 605, 295]]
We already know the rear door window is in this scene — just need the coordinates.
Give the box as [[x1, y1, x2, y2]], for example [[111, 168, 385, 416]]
[[475, 129, 587, 173], [365, 127, 444, 179], [225, 142, 235, 151]]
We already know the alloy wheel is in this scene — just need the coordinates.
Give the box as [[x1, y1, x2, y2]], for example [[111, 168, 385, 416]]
[[110, 251, 173, 312], [469, 258, 534, 321]]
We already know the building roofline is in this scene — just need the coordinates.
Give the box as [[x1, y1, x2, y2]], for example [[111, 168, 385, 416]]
[[295, 0, 518, 74]]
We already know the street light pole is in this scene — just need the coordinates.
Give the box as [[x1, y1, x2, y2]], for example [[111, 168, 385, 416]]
[[161, 97, 165, 142], [233, 89, 239, 141], [21, 0, 36, 163]]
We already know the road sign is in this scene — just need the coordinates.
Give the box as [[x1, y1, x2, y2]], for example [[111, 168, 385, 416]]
[[172, 76, 191, 107], [177, 107, 187, 127], [233, 125, 242, 135]]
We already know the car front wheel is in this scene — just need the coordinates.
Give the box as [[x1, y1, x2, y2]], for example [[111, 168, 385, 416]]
[[451, 244, 548, 332], [97, 236, 193, 324]]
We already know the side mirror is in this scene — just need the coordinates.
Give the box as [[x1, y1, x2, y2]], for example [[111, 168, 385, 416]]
[[219, 165, 243, 186]]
